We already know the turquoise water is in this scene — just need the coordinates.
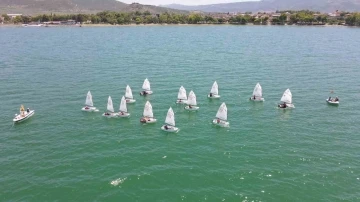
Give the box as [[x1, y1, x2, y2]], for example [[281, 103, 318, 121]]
[[1, 25, 359, 201]]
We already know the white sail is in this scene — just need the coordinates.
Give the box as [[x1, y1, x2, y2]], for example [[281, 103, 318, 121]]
[[143, 101, 154, 118], [215, 102, 228, 121], [188, 90, 197, 106], [125, 85, 133, 99], [85, 91, 93, 106], [210, 81, 219, 95], [280, 89, 292, 104], [178, 86, 187, 100], [165, 107, 175, 126], [107, 96, 114, 112], [119, 96, 127, 112], [252, 83, 262, 98], [142, 78, 151, 91]]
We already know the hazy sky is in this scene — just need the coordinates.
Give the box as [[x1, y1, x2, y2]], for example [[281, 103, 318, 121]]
[[120, 0, 255, 6]]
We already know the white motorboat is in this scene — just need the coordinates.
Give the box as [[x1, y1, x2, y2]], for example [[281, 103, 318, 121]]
[[140, 78, 153, 95], [176, 86, 188, 104], [208, 81, 220, 98], [212, 102, 229, 127], [140, 101, 157, 123], [102, 96, 118, 117], [13, 105, 35, 123], [250, 83, 265, 101], [326, 97, 339, 105], [81, 91, 99, 112], [118, 96, 130, 118], [161, 107, 179, 133], [125, 85, 136, 103], [278, 89, 295, 109], [22, 24, 43, 27], [184, 90, 199, 111]]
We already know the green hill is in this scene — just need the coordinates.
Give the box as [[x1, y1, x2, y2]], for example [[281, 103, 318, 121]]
[[0, 0, 186, 14]]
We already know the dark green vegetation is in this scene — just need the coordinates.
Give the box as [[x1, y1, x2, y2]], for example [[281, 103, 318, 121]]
[[1, 10, 360, 27], [0, 0, 185, 15], [163, 0, 360, 13], [345, 12, 360, 25]]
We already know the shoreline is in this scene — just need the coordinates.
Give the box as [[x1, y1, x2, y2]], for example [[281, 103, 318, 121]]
[[0, 23, 356, 28]]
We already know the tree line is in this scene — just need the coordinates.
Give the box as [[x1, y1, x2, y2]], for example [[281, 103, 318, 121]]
[[1, 11, 360, 26]]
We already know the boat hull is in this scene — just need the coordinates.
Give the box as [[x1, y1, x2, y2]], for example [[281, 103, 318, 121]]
[[176, 99, 188, 104], [326, 99, 339, 105], [102, 112, 118, 118], [13, 110, 35, 123], [250, 97, 265, 101], [212, 119, 229, 127], [278, 103, 295, 109], [140, 117, 157, 123], [125, 99, 136, 104], [161, 125, 179, 133], [81, 106, 99, 112], [184, 106, 199, 111], [140, 91, 153, 96], [208, 94, 220, 99], [118, 112, 130, 118]]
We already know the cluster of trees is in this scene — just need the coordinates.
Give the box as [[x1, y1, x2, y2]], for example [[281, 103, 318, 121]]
[[1, 11, 360, 26], [345, 13, 360, 26], [288, 11, 328, 24], [1, 11, 226, 25]]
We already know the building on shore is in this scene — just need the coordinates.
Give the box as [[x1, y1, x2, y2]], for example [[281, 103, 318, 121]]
[[7, 14, 22, 19]]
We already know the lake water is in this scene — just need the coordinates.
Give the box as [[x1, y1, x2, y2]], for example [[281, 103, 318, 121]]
[[0, 25, 359, 201]]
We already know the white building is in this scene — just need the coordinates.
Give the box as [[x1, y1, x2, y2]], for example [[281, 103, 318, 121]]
[[7, 14, 22, 19]]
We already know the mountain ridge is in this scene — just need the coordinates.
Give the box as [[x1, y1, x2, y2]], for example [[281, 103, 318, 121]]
[[162, 0, 360, 13], [0, 0, 187, 14]]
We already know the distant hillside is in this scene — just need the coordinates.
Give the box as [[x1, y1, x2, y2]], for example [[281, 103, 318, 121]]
[[0, 0, 186, 14], [163, 0, 360, 13]]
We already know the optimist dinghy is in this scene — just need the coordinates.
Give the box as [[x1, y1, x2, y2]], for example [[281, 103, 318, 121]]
[[125, 85, 136, 103], [185, 90, 199, 111], [278, 89, 295, 109], [118, 96, 130, 117], [208, 81, 220, 98], [140, 78, 153, 95], [212, 102, 229, 127], [250, 83, 264, 101], [81, 91, 99, 112], [102, 96, 118, 117], [140, 101, 157, 123], [161, 107, 179, 133], [176, 86, 188, 104]]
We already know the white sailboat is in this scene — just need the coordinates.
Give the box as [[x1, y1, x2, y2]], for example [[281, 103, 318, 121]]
[[125, 85, 136, 103], [250, 83, 265, 101], [161, 107, 179, 133], [103, 96, 117, 117], [278, 89, 295, 108], [140, 78, 153, 95], [208, 81, 220, 98], [185, 90, 199, 111], [212, 102, 229, 127], [176, 86, 188, 104], [81, 91, 99, 112], [140, 101, 157, 123], [13, 105, 35, 123], [118, 96, 130, 117]]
